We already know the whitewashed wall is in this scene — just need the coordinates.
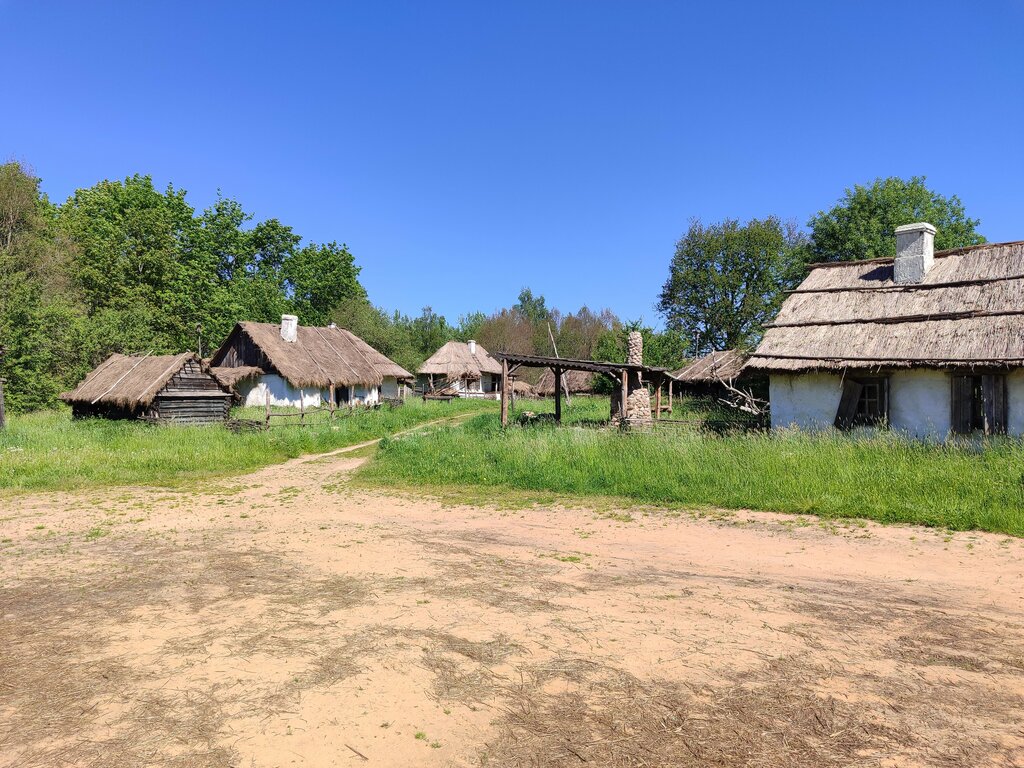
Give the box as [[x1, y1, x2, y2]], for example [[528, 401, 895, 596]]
[[771, 369, 1024, 439], [238, 374, 382, 408], [769, 373, 843, 431], [1008, 370, 1024, 436], [888, 370, 951, 438]]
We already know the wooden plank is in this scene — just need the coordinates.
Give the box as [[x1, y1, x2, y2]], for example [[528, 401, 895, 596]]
[[951, 375, 972, 434], [0, 377, 5, 431], [620, 368, 628, 426], [500, 358, 509, 427], [554, 367, 562, 424], [833, 378, 863, 429], [654, 377, 662, 419]]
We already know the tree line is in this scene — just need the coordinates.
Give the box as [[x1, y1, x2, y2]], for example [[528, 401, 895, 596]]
[[0, 160, 985, 412]]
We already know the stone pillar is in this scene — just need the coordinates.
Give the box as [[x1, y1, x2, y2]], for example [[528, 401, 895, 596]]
[[610, 331, 652, 428]]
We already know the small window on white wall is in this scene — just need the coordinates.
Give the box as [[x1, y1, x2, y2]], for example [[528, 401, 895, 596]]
[[835, 376, 889, 429]]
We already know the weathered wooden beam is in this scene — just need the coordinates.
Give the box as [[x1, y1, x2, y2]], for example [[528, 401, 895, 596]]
[[554, 367, 562, 424], [620, 367, 628, 427], [0, 378, 7, 431], [500, 358, 509, 427], [655, 378, 662, 419]]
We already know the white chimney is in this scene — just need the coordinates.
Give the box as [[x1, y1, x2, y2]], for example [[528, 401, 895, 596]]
[[893, 222, 936, 284], [280, 314, 298, 343], [468, 339, 477, 355]]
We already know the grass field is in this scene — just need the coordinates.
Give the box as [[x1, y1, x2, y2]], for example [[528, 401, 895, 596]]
[[0, 399, 495, 493], [360, 397, 1024, 536]]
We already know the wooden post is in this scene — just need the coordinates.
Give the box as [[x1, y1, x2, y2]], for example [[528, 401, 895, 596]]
[[0, 378, 6, 431], [300, 389, 305, 426], [500, 359, 509, 427], [655, 375, 662, 420], [620, 368, 628, 427], [554, 367, 562, 424], [265, 389, 271, 427], [329, 384, 336, 420], [509, 375, 515, 410], [668, 379, 673, 414]]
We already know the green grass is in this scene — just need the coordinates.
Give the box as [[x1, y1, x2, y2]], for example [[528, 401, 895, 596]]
[[359, 397, 1024, 536], [0, 399, 495, 493]]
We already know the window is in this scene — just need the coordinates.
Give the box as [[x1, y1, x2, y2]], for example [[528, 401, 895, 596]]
[[834, 376, 888, 429], [952, 374, 1006, 435]]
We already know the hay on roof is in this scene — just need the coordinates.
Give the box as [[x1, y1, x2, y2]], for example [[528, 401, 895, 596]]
[[535, 368, 598, 395], [748, 241, 1024, 372], [210, 322, 413, 389], [210, 365, 264, 388], [672, 350, 747, 384], [418, 341, 503, 379], [61, 353, 203, 409]]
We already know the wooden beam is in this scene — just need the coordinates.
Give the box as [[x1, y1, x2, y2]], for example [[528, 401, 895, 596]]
[[620, 367, 628, 426], [500, 358, 509, 427], [554, 366, 562, 424], [0, 378, 5, 431], [655, 376, 662, 419]]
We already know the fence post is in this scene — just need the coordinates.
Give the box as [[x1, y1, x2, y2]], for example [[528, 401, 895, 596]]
[[329, 384, 335, 421], [265, 389, 271, 427], [300, 389, 305, 426], [0, 378, 6, 431]]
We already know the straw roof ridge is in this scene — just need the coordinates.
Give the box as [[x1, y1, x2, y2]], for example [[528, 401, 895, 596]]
[[748, 241, 1024, 372], [62, 352, 211, 408], [672, 350, 747, 383], [219, 322, 412, 389], [418, 341, 503, 378], [210, 365, 265, 388]]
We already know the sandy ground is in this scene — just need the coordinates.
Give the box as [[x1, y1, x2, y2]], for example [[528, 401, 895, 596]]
[[2, 445, 1024, 768]]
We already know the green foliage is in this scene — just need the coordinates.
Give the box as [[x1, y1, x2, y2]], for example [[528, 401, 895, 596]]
[[360, 404, 1024, 537], [0, 399, 494, 492], [658, 217, 805, 353], [805, 176, 985, 263]]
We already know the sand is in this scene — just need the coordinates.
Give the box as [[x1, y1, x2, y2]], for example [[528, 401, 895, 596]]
[[2, 445, 1024, 767]]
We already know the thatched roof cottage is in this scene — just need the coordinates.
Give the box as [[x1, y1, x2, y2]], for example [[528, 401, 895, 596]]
[[535, 368, 598, 396], [62, 353, 232, 423], [748, 224, 1024, 437], [417, 340, 503, 398], [210, 315, 413, 408], [671, 350, 749, 396]]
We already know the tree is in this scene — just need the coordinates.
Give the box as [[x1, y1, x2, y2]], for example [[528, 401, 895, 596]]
[[657, 217, 804, 353], [806, 176, 984, 262], [283, 241, 365, 326]]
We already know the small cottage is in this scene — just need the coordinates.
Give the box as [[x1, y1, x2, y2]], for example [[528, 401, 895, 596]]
[[672, 350, 749, 396], [210, 315, 413, 408], [535, 368, 598, 397], [747, 224, 1024, 438], [62, 353, 232, 423], [417, 340, 503, 398]]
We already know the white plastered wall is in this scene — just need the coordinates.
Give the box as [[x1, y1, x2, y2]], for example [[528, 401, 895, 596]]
[[238, 374, 382, 408], [1007, 370, 1024, 437], [768, 373, 843, 431], [887, 370, 951, 439]]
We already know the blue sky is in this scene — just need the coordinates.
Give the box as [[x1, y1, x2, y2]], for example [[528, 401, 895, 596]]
[[2, 1, 1022, 326]]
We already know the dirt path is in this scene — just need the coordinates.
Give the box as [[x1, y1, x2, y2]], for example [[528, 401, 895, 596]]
[[2, 447, 1024, 767]]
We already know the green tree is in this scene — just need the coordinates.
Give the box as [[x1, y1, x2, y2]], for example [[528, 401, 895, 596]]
[[658, 217, 804, 353], [806, 176, 984, 262], [283, 241, 365, 326]]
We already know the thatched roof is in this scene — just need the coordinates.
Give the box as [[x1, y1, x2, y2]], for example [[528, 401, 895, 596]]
[[210, 365, 264, 388], [62, 353, 213, 408], [418, 341, 503, 379], [511, 380, 535, 396], [213, 322, 412, 389], [535, 368, 599, 395], [672, 350, 747, 383], [748, 241, 1024, 372]]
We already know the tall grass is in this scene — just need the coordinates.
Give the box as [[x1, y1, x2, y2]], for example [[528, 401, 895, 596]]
[[361, 400, 1024, 536], [0, 399, 494, 493]]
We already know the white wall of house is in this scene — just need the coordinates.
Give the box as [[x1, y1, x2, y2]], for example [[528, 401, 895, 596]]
[[238, 373, 383, 408], [888, 370, 951, 438], [771, 368, 1024, 439], [1008, 370, 1024, 436], [769, 373, 843, 431], [381, 377, 401, 399]]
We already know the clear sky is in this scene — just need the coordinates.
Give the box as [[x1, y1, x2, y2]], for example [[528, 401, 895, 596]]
[[2, 1, 1022, 326]]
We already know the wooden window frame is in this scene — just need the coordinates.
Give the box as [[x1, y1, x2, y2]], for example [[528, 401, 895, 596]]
[[835, 375, 889, 430]]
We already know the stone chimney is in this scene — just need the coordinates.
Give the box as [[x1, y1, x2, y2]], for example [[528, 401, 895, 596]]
[[468, 340, 477, 355], [280, 314, 298, 343], [893, 223, 936, 284], [611, 331, 652, 428]]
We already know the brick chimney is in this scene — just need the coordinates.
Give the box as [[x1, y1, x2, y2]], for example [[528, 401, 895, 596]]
[[893, 223, 936, 284], [280, 314, 298, 343]]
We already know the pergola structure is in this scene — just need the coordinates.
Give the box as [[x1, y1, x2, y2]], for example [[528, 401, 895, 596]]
[[494, 352, 674, 427]]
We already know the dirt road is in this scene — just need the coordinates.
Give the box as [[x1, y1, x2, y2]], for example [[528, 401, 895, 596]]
[[2, 447, 1024, 767]]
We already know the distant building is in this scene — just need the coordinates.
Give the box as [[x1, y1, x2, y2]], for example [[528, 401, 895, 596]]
[[417, 340, 503, 398], [62, 353, 232, 424], [535, 368, 598, 396], [747, 224, 1024, 437], [671, 350, 749, 396], [210, 315, 412, 408]]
